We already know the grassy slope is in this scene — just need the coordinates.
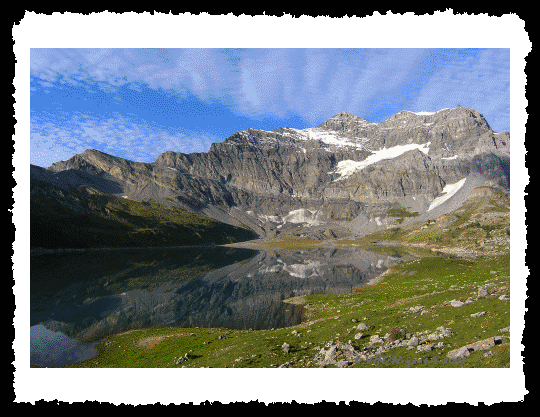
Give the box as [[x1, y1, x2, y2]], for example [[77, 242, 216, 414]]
[[340, 187, 510, 257], [30, 179, 256, 249]]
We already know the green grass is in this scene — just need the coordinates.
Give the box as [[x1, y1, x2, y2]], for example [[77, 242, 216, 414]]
[[259, 238, 321, 249], [387, 207, 420, 218]]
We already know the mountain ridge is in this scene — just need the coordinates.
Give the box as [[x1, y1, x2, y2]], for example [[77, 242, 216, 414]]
[[37, 105, 510, 241]]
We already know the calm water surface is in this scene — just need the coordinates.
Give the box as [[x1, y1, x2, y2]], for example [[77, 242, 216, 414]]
[[30, 245, 412, 367]]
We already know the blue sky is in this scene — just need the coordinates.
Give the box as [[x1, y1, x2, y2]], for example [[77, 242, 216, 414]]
[[30, 47, 510, 167]]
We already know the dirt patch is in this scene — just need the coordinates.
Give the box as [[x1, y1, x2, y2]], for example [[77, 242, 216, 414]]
[[133, 333, 188, 349], [282, 295, 307, 305]]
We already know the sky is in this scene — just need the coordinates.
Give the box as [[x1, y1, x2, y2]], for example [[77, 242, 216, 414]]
[[30, 47, 510, 168]]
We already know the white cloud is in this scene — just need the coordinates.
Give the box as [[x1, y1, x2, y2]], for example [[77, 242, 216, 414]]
[[30, 112, 222, 167]]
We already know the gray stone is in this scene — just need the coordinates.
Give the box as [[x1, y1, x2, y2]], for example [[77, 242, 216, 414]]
[[452, 347, 471, 358], [478, 288, 490, 298], [494, 336, 504, 345], [407, 337, 419, 347], [336, 360, 351, 368], [417, 344, 434, 352]]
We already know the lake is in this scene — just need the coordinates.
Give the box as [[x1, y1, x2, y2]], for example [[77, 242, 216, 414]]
[[30, 245, 412, 367]]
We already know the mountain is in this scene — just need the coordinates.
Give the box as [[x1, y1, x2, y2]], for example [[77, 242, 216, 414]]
[[34, 105, 510, 243]]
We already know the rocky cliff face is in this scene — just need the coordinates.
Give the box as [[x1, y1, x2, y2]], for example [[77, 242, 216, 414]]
[[45, 105, 510, 238]]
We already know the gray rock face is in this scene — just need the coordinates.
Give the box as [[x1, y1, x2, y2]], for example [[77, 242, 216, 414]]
[[43, 106, 510, 237]]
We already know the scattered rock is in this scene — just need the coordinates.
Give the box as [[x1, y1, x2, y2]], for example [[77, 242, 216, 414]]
[[498, 294, 510, 301], [175, 351, 194, 365], [417, 344, 434, 352], [282, 342, 291, 354], [450, 300, 464, 307], [356, 323, 369, 331], [354, 333, 363, 340], [478, 288, 490, 298], [471, 311, 486, 318], [407, 337, 419, 347], [447, 336, 507, 359], [441, 329, 452, 337], [336, 360, 351, 368], [450, 347, 471, 359]]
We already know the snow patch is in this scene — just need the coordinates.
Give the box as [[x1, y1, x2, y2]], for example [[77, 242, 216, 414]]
[[283, 208, 325, 226], [288, 127, 369, 150], [282, 260, 322, 278], [330, 142, 431, 181], [427, 178, 467, 212], [246, 208, 325, 227]]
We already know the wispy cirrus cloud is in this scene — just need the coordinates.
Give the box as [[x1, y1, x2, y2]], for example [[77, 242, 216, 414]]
[[30, 48, 511, 167], [411, 48, 510, 132]]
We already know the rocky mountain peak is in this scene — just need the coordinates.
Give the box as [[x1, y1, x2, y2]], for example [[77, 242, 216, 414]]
[[317, 112, 373, 132]]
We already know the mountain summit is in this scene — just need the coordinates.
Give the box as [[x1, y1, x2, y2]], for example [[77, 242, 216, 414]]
[[38, 105, 509, 239]]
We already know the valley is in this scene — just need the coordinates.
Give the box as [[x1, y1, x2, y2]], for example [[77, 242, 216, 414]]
[[29, 105, 511, 368]]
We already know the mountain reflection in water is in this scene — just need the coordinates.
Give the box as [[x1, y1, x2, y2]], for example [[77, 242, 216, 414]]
[[30, 246, 412, 366]]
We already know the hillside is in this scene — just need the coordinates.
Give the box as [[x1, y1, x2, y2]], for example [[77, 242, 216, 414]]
[[347, 185, 510, 258], [30, 175, 257, 250]]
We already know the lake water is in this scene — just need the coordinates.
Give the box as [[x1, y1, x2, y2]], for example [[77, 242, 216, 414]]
[[30, 245, 412, 367]]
